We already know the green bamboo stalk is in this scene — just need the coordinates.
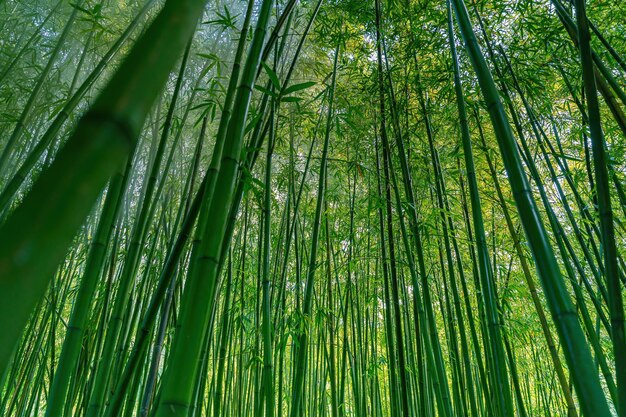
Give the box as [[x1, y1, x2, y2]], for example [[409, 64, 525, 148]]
[[0, 0, 63, 85], [0, 0, 159, 211], [475, 113, 580, 416], [104, 2, 260, 408], [374, 144, 399, 417], [549, 0, 626, 136], [138, 116, 207, 417], [259, 97, 276, 417], [289, 41, 339, 417], [153, 0, 275, 413], [449, 0, 612, 414], [0, 0, 63, 86], [324, 203, 340, 417], [446, 2, 514, 414], [0, 0, 207, 380], [375, 5, 454, 416], [0, 0, 83, 174], [574, 0, 626, 414], [44, 155, 133, 417], [380, 116, 411, 417], [86, 38, 194, 417]]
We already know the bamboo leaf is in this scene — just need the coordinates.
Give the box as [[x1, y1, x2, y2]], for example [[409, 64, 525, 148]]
[[262, 61, 281, 91], [282, 81, 316, 95]]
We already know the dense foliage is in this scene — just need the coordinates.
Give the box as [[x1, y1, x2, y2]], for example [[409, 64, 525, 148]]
[[0, 0, 625, 416]]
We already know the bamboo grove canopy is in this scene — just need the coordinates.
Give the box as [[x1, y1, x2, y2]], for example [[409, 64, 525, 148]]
[[0, 0, 625, 415]]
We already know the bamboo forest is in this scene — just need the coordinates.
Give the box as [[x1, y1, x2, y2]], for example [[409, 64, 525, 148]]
[[2, 0, 626, 415]]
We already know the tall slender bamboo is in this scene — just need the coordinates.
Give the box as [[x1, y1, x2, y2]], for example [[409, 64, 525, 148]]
[[0, 0, 82, 173], [449, 0, 612, 414], [574, 0, 626, 414], [153, 0, 275, 413], [289, 40, 339, 417], [446, 2, 514, 415]]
